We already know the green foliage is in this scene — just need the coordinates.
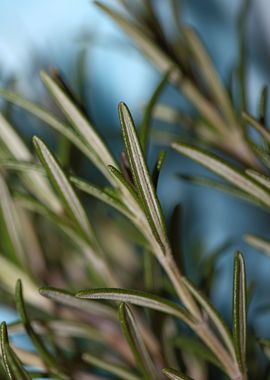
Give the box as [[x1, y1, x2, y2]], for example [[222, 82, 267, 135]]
[[0, 1, 270, 380]]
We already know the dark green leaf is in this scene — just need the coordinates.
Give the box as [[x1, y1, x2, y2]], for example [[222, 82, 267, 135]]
[[76, 288, 193, 326], [152, 150, 166, 189], [174, 335, 222, 369], [39, 287, 116, 319], [83, 352, 140, 380], [15, 280, 67, 379], [244, 234, 270, 257], [70, 176, 132, 219], [140, 71, 170, 153], [173, 142, 270, 208], [162, 367, 194, 380], [119, 303, 158, 380], [182, 278, 235, 360], [233, 252, 247, 370], [0, 322, 31, 380], [40, 71, 117, 183], [119, 102, 167, 249], [33, 137, 94, 243], [258, 85, 268, 125]]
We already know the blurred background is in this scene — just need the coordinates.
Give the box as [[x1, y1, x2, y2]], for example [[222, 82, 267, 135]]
[[1, 0, 270, 336]]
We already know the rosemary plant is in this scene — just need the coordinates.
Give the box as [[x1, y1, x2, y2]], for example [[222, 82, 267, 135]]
[[0, 1, 269, 379]]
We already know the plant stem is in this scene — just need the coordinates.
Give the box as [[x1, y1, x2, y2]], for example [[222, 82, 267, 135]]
[[161, 250, 246, 380]]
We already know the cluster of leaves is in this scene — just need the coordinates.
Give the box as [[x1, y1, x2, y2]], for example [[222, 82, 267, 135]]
[[0, 1, 270, 380]]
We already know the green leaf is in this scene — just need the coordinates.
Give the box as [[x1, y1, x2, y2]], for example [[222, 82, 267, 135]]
[[76, 288, 193, 326], [258, 85, 268, 125], [95, 1, 175, 76], [0, 322, 32, 380], [70, 176, 133, 219], [153, 104, 194, 129], [174, 335, 222, 369], [245, 169, 270, 190], [32, 136, 94, 243], [181, 278, 235, 360], [95, 2, 227, 135], [258, 338, 270, 360], [183, 27, 237, 128], [0, 255, 50, 312], [0, 159, 44, 174], [200, 240, 234, 296], [108, 165, 142, 208], [82, 352, 140, 380], [152, 151, 166, 189], [162, 367, 194, 380], [173, 141, 270, 208], [237, 0, 250, 111], [119, 102, 167, 250], [0, 113, 61, 213], [250, 143, 270, 170], [233, 252, 247, 370], [0, 175, 25, 265], [244, 234, 270, 257], [118, 303, 158, 380], [39, 287, 116, 319], [168, 204, 183, 273], [15, 280, 68, 380], [40, 71, 117, 183], [243, 112, 270, 144], [177, 173, 265, 209], [0, 89, 101, 167], [140, 71, 170, 153]]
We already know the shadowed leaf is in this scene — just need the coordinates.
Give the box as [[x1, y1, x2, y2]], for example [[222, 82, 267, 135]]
[[233, 252, 247, 371]]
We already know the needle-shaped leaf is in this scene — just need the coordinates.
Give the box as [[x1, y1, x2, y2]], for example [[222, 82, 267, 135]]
[[33, 136, 94, 243], [0, 113, 61, 213], [168, 204, 183, 273], [162, 368, 194, 380], [0, 255, 51, 311], [15, 280, 68, 380], [70, 176, 132, 219], [233, 252, 247, 370], [119, 102, 167, 249], [119, 303, 158, 380], [152, 151, 166, 189], [0, 90, 101, 167], [0, 175, 25, 265], [181, 278, 235, 360], [0, 159, 44, 174], [39, 287, 116, 319], [82, 352, 140, 380], [243, 112, 270, 144], [246, 169, 270, 190], [244, 234, 270, 257], [177, 173, 265, 209], [258, 338, 270, 360], [96, 2, 227, 135], [173, 142, 270, 208], [237, 0, 250, 112], [140, 71, 170, 153], [108, 165, 143, 209], [76, 288, 193, 326], [174, 335, 222, 369], [250, 143, 270, 170], [40, 71, 117, 182], [183, 27, 237, 129], [1, 322, 32, 380], [258, 85, 268, 125]]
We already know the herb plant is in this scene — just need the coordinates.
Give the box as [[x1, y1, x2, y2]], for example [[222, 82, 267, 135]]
[[0, 1, 269, 379]]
